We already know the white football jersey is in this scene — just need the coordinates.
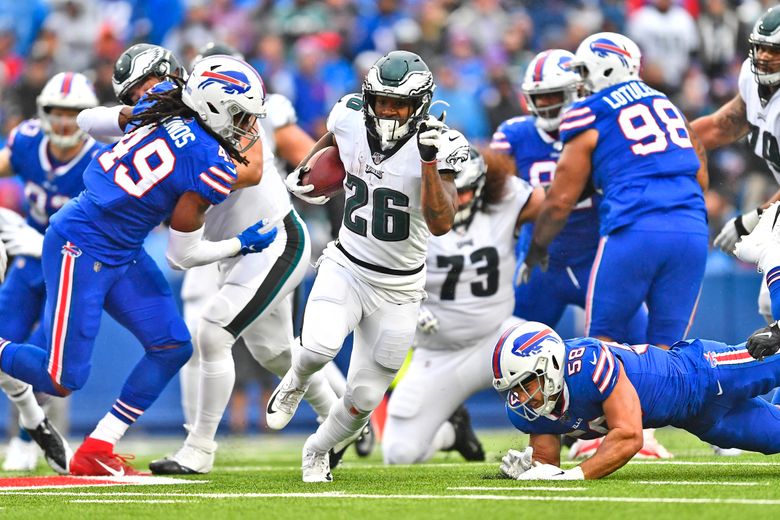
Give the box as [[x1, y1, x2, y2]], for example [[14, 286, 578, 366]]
[[416, 176, 533, 351], [260, 93, 297, 175], [322, 94, 469, 300], [739, 59, 780, 183]]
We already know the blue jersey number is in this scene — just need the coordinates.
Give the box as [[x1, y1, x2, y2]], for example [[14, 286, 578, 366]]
[[617, 99, 692, 156]]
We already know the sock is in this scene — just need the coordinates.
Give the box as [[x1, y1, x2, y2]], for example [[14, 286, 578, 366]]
[[302, 372, 338, 419], [191, 357, 235, 441], [432, 421, 456, 452], [765, 266, 780, 321], [307, 398, 369, 454], [90, 412, 130, 446], [179, 353, 200, 426], [292, 346, 332, 389], [6, 384, 45, 430]]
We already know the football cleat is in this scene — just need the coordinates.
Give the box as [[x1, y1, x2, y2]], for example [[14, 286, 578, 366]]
[[634, 430, 673, 459], [445, 405, 485, 461], [70, 438, 144, 476], [568, 438, 603, 460], [149, 435, 217, 475], [712, 445, 743, 456], [302, 436, 333, 483], [25, 418, 72, 475], [747, 321, 780, 359], [266, 370, 307, 430], [734, 203, 780, 265], [354, 422, 376, 458], [2, 437, 40, 471]]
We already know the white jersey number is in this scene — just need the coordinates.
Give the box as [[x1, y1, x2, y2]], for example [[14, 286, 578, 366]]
[[618, 99, 692, 156]]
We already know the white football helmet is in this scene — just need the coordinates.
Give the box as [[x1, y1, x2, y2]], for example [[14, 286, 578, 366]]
[[454, 146, 487, 229], [492, 321, 566, 422], [749, 7, 780, 89], [572, 32, 642, 94], [362, 50, 435, 149], [182, 55, 267, 153], [522, 49, 580, 132], [36, 72, 98, 148]]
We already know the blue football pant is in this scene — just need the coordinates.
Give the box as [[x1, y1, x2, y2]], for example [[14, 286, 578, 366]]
[[0, 256, 46, 345]]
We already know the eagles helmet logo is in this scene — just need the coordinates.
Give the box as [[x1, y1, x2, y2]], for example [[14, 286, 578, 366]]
[[199, 70, 251, 95]]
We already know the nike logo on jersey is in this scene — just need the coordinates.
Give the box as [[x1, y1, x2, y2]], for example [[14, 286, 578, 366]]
[[590, 353, 598, 365], [754, 332, 773, 339], [448, 135, 458, 141], [716, 380, 724, 396], [96, 459, 125, 477]]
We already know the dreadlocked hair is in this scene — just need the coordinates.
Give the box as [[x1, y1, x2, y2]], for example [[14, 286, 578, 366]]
[[128, 77, 249, 166], [479, 146, 514, 210]]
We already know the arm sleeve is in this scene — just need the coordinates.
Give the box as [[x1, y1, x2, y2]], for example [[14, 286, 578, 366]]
[[559, 102, 598, 143], [166, 226, 241, 270], [76, 106, 125, 140]]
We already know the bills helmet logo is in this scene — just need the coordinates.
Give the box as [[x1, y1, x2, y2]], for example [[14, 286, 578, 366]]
[[199, 70, 251, 95], [590, 38, 632, 67], [557, 55, 573, 71], [511, 329, 559, 358]]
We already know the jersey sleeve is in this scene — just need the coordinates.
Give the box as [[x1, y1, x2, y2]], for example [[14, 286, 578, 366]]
[[490, 117, 528, 155], [438, 129, 469, 174], [559, 98, 599, 144], [7, 119, 42, 179], [580, 343, 620, 401], [327, 93, 362, 135], [192, 145, 238, 205], [506, 176, 535, 216], [265, 93, 298, 130]]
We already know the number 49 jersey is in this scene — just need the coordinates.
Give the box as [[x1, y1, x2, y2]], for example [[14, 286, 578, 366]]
[[323, 93, 469, 298], [559, 80, 705, 236], [739, 59, 780, 182], [7, 119, 102, 233], [50, 117, 237, 265], [417, 176, 532, 351]]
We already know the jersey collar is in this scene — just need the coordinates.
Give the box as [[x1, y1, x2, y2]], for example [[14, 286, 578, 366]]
[[38, 135, 96, 178]]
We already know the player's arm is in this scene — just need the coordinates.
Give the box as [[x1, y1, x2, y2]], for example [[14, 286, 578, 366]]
[[274, 123, 316, 167], [284, 131, 337, 205], [76, 105, 134, 141], [690, 94, 750, 150], [232, 133, 264, 189], [166, 191, 276, 269], [419, 116, 458, 236], [528, 433, 562, 467], [0, 148, 13, 177], [686, 119, 709, 191], [578, 363, 643, 480], [515, 186, 546, 228]]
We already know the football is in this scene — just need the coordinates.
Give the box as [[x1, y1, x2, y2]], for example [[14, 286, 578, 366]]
[[301, 146, 346, 198]]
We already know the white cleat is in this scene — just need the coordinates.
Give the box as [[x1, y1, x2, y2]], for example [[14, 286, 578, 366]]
[[2, 437, 40, 471], [266, 370, 308, 430], [635, 430, 673, 459], [735, 202, 780, 265], [302, 436, 332, 483], [712, 445, 743, 457], [568, 437, 603, 460], [149, 433, 217, 475]]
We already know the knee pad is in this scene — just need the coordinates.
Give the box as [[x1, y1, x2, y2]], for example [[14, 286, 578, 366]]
[[373, 329, 414, 371], [196, 319, 235, 363], [147, 340, 193, 371], [383, 439, 422, 465], [346, 376, 388, 414]]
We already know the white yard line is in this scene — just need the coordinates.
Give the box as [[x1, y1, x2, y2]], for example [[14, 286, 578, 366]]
[[634, 481, 766, 486], [70, 499, 193, 504], [448, 486, 587, 491], [626, 461, 780, 466]]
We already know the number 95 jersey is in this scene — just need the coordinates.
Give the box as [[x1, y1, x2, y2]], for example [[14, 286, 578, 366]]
[[323, 94, 469, 297], [418, 176, 533, 351]]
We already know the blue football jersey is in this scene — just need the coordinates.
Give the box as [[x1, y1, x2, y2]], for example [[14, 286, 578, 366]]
[[507, 337, 712, 438], [559, 80, 705, 236], [492, 116, 599, 267], [6, 119, 102, 233], [50, 116, 237, 265]]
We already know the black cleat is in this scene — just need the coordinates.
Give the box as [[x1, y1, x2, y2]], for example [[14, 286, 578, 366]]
[[25, 418, 72, 475], [747, 321, 780, 360], [149, 457, 201, 475], [354, 422, 375, 458], [446, 405, 485, 461]]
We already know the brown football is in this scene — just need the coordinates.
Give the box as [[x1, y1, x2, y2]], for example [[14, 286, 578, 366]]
[[301, 146, 346, 198]]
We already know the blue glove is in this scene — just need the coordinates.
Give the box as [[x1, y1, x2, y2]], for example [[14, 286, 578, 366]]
[[237, 221, 277, 255]]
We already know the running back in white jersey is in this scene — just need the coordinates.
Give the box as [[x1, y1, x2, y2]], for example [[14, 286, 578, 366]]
[[323, 93, 469, 297], [739, 59, 780, 183], [416, 176, 533, 351]]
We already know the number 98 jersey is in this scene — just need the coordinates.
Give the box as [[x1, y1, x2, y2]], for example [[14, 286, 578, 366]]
[[417, 176, 532, 351], [559, 80, 705, 236]]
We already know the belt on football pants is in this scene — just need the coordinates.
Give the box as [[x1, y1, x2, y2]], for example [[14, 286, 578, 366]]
[[335, 240, 424, 276]]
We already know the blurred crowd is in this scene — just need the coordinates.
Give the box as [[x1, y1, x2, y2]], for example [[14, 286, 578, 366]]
[[0, 0, 777, 247]]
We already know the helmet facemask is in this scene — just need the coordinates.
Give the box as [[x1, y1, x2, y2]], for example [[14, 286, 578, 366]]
[[453, 147, 487, 229], [506, 367, 562, 422], [224, 102, 264, 153], [749, 7, 780, 89], [39, 107, 86, 148], [363, 90, 430, 150], [524, 87, 578, 132]]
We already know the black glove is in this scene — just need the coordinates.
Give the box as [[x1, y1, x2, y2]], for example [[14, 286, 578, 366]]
[[746, 321, 780, 360], [417, 113, 445, 163]]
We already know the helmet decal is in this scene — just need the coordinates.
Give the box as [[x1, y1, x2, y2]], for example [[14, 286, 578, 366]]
[[199, 70, 251, 95], [589, 38, 632, 67], [511, 328, 558, 358]]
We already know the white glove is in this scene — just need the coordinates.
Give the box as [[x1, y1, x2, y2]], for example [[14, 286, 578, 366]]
[[499, 447, 534, 479], [714, 209, 761, 255], [0, 239, 6, 283], [417, 114, 446, 162], [517, 461, 585, 480], [0, 223, 44, 258], [417, 305, 439, 335], [284, 166, 330, 205]]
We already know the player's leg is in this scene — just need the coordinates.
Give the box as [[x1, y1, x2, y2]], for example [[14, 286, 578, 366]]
[[690, 397, 780, 454], [267, 258, 362, 430], [645, 231, 708, 346], [302, 296, 418, 482], [514, 267, 568, 327], [71, 250, 192, 476]]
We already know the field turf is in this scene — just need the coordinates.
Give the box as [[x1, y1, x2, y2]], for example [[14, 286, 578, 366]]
[[1, 428, 779, 519]]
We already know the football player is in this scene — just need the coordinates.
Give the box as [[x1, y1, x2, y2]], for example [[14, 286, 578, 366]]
[[268, 50, 467, 483], [0, 72, 101, 473], [492, 320, 780, 480], [0, 56, 277, 476], [382, 147, 543, 464], [692, 6, 780, 325]]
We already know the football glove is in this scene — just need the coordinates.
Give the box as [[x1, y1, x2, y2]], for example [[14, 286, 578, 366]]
[[516, 241, 549, 285], [517, 461, 584, 480], [237, 220, 278, 255], [417, 305, 439, 335], [0, 222, 44, 258], [499, 447, 534, 480], [285, 165, 330, 205], [714, 209, 762, 255], [417, 113, 446, 163], [746, 321, 780, 360]]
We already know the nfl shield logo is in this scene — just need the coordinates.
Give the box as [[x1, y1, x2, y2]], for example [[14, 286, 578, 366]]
[[372, 152, 384, 164]]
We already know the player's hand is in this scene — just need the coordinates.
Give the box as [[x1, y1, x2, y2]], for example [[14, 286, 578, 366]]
[[517, 242, 549, 285], [417, 305, 439, 335], [417, 113, 446, 163], [237, 219, 278, 255], [746, 321, 780, 360], [714, 209, 761, 255], [517, 461, 584, 480], [499, 447, 534, 479], [0, 223, 44, 258], [285, 166, 330, 205]]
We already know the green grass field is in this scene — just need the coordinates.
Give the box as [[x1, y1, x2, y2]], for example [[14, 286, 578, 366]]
[[1, 428, 780, 519]]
